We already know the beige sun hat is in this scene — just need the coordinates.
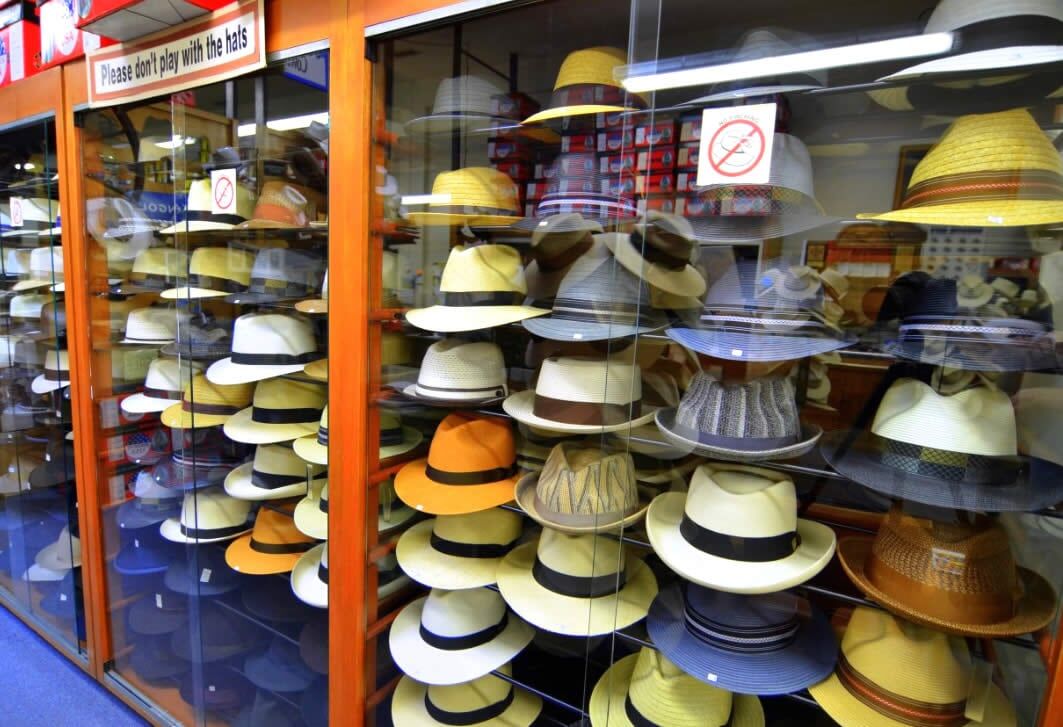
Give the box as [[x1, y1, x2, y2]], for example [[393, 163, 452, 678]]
[[646, 463, 836, 594], [405, 245, 547, 332], [159, 246, 255, 299], [206, 312, 322, 385], [121, 357, 203, 414], [589, 648, 764, 727], [809, 606, 1017, 727], [159, 178, 256, 233], [159, 487, 253, 544], [406, 167, 523, 227], [291, 541, 328, 608], [601, 211, 706, 297], [160, 374, 255, 429], [120, 306, 187, 345], [223, 378, 326, 444], [401, 339, 508, 405], [496, 528, 658, 636], [31, 349, 70, 393], [224, 443, 327, 501], [523, 47, 646, 124], [392, 664, 542, 727]]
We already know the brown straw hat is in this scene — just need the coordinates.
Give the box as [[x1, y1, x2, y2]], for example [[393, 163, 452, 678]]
[[838, 505, 1056, 638]]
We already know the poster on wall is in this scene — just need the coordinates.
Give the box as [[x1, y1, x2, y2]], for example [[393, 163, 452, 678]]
[[84, 0, 264, 108]]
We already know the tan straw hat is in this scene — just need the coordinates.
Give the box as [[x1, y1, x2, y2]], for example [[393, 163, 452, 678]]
[[160, 374, 255, 429], [523, 47, 646, 124], [223, 378, 326, 444], [809, 606, 1017, 727], [406, 167, 522, 227], [160, 247, 255, 299], [224, 443, 327, 501]]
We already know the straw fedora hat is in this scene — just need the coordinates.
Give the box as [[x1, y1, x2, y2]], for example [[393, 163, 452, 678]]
[[225, 502, 317, 575], [206, 312, 322, 385], [295, 269, 327, 315], [293, 481, 330, 539], [523, 47, 646, 124], [112, 247, 188, 295], [392, 665, 542, 727], [224, 249, 326, 305], [31, 349, 71, 394], [160, 487, 253, 544], [503, 356, 659, 434], [296, 406, 422, 465], [602, 212, 706, 297], [405, 245, 547, 332], [589, 648, 764, 727], [223, 378, 326, 444], [7, 292, 47, 332], [159, 178, 256, 233], [160, 374, 255, 429], [514, 442, 648, 533], [160, 247, 255, 300], [291, 541, 328, 608], [396, 507, 522, 590], [838, 505, 1056, 638], [406, 167, 522, 227], [121, 358, 203, 414], [496, 528, 658, 636], [238, 181, 312, 229], [12, 246, 63, 292], [809, 606, 1017, 727], [30, 526, 81, 578], [646, 463, 836, 593], [648, 583, 836, 696], [400, 340, 508, 406], [160, 313, 234, 361], [120, 306, 186, 345], [861, 109, 1063, 227], [395, 412, 519, 515], [224, 443, 327, 501], [390, 587, 535, 685], [655, 373, 822, 462]]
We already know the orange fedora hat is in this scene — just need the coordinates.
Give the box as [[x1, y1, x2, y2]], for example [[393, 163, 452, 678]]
[[395, 412, 519, 515], [225, 502, 317, 575]]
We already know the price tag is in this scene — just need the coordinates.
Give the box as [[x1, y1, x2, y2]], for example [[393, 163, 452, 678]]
[[9, 196, 23, 228], [199, 568, 212, 583], [210, 169, 237, 217], [155, 593, 163, 609]]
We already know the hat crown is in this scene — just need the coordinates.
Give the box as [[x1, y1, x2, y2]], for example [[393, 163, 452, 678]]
[[686, 463, 798, 538], [554, 46, 627, 90], [677, 373, 800, 440], [189, 247, 256, 285], [925, 0, 1063, 32], [417, 339, 506, 391], [179, 488, 251, 529], [43, 348, 70, 372], [537, 528, 625, 579], [249, 503, 310, 545], [872, 378, 1016, 456], [132, 247, 187, 276], [9, 293, 46, 318], [231, 312, 318, 358], [686, 585, 799, 630], [628, 648, 734, 725], [421, 587, 507, 638], [252, 377, 326, 411], [432, 508, 522, 547], [254, 443, 323, 477], [182, 373, 255, 409], [426, 668, 513, 714], [431, 75, 506, 116], [535, 356, 643, 407], [126, 306, 185, 339], [536, 443, 639, 519], [439, 244, 527, 295], [426, 413, 516, 476], [144, 357, 200, 391], [704, 133, 816, 200], [428, 167, 519, 214], [3, 249, 30, 274]]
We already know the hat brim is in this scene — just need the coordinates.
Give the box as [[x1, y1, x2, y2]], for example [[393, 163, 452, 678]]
[[24, 563, 68, 581], [635, 456, 701, 485], [394, 457, 518, 515], [223, 407, 319, 445], [647, 582, 837, 695], [35, 540, 76, 572], [512, 214, 639, 232], [503, 390, 658, 434], [858, 199, 1063, 228], [496, 541, 657, 636], [207, 357, 319, 386], [225, 533, 309, 575], [523, 103, 637, 125], [291, 543, 327, 608], [243, 651, 317, 694], [115, 500, 180, 530], [303, 359, 327, 381], [405, 113, 518, 134], [405, 212, 524, 227], [159, 516, 251, 544], [159, 286, 236, 300], [160, 402, 235, 429], [12, 280, 54, 292], [389, 594, 535, 686], [295, 298, 327, 315], [612, 424, 694, 460], [818, 429, 1063, 513], [666, 326, 853, 362], [399, 382, 508, 408], [646, 491, 835, 594], [882, 337, 1056, 373], [589, 652, 765, 727], [809, 670, 1016, 727], [405, 304, 548, 332], [882, 46, 1063, 81], [601, 232, 706, 297], [514, 472, 649, 534], [688, 210, 838, 244], [293, 435, 328, 465], [223, 461, 327, 501], [655, 409, 822, 462], [113, 543, 173, 575], [31, 376, 70, 394], [837, 536, 1057, 638], [392, 673, 541, 727], [395, 518, 511, 590], [158, 220, 241, 233], [127, 600, 188, 636], [693, 83, 823, 103], [521, 315, 666, 342], [121, 393, 177, 415], [235, 219, 305, 230]]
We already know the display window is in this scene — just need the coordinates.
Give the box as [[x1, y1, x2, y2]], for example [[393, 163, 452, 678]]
[[368, 1, 1063, 725]]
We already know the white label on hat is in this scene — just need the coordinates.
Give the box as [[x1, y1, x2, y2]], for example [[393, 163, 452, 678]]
[[697, 103, 776, 187], [210, 168, 238, 216], [731, 348, 744, 358], [208, 685, 216, 693], [706, 672, 718, 682], [9, 197, 23, 228], [134, 539, 140, 548], [931, 547, 966, 575], [155, 593, 163, 609], [60, 593, 67, 602], [200, 568, 212, 583]]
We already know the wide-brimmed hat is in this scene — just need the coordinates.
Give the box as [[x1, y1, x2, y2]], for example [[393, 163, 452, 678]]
[[224, 443, 327, 500], [30, 349, 70, 394], [407, 75, 514, 133], [392, 665, 542, 727], [523, 46, 646, 124], [688, 134, 836, 243], [504, 356, 659, 433], [112, 248, 188, 295], [820, 378, 1063, 512], [159, 178, 255, 233], [395, 412, 519, 514], [589, 648, 764, 727], [861, 109, 1063, 227], [693, 28, 824, 102], [809, 606, 1017, 727], [2, 198, 57, 236], [223, 378, 326, 444], [291, 541, 329, 608], [396, 507, 521, 590], [159, 487, 253, 544], [226, 503, 317, 575], [121, 358, 203, 415], [12, 246, 63, 292], [390, 587, 534, 685], [522, 238, 667, 341], [497, 528, 657, 636], [223, 249, 325, 305], [647, 463, 836, 593], [26, 525, 81, 581], [514, 442, 647, 533], [295, 268, 328, 315], [206, 312, 322, 384], [513, 153, 640, 230], [160, 374, 255, 429], [648, 582, 836, 696], [159, 247, 255, 300], [602, 212, 706, 297], [405, 245, 546, 331], [406, 167, 522, 227], [400, 340, 508, 406], [0, 248, 31, 279], [838, 505, 1056, 638], [656, 373, 821, 462], [7, 292, 47, 333], [116, 470, 183, 529], [171, 604, 259, 664], [243, 636, 317, 696], [237, 181, 314, 229], [113, 526, 180, 575], [163, 544, 241, 597], [119, 306, 185, 345]]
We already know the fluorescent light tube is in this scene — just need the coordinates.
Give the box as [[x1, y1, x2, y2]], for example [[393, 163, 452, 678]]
[[620, 32, 955, 94], [237, 113, 329, 138], [401, 194, 452, 205]]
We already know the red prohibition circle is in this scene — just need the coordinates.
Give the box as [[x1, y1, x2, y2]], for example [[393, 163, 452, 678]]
[[214, 177, 234, 209], [708, 119, 767, 178]]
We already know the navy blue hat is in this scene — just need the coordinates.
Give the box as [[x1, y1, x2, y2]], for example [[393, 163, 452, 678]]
[[244, 636, 317, 693], [170, 603, 258, 663], [0, 502, 49, 531], [647, 581, 836, 695], [115, 496, 181, 531], [38, 570, 80, 622], [114, 527, 180, 576], [301, 677, 328, 727], [126, 633, 191, 682], [179, 664, 255, 714], [164, 546, 242, 597], [240, 575, 314, 624], [127, 588, 189, 636]]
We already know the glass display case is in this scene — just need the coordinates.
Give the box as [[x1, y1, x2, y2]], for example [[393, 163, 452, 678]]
[[78, 51, 330, 725], [368, 1, 1063, 725], [0, 116, 85, 656]]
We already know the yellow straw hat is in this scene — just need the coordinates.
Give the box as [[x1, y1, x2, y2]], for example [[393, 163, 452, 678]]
[[860, 108, 1063, 227], [160, 374, 255, 429], [523, 47, 646, 124], [406, 167, 522, 227], [809, 606, 1017, 727]]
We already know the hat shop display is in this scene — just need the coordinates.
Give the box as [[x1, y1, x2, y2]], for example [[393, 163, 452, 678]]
[[523, 46, 647, 124], [396, 507, 522, 589], [25, 525, 81, 582], [111, 247, 188, 295], [116, 470, 183, 530], [119, 306, 188, 345], [405, 167, 523, 227], [392, 664, 543, 727], [31, 349, 71, 394], [406, 74, 515, 134], [159, 313, 234, 361], [13, 245, 64, 291], [693, 27, 825, 102], [160, 374, 255, 429], [121, 358, 203, 415], [399, 339, 509, 406], [238, 181, 317, 230], [207, 311, 323, 384], [2, 197, 58, 237], [224, 248, 326, 304], [600, 211, 706, 298], [223, 378, 326, 444], [226, 502, 318, 575]]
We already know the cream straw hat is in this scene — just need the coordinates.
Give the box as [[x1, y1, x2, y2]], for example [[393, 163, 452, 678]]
[[224, 443, 327, 501], [121, 358, 203, 414], [391, 665, 542, 727], [223, 378, 326, 444], [396, 508, 522, 590], [206, 312, 322, 385]]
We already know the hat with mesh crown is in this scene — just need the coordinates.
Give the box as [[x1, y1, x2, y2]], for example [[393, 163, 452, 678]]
[[523, 47, 647, 124], [400, 339, 508, 406], [406, 167, 523, 227]]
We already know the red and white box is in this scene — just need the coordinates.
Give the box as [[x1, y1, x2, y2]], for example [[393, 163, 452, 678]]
[[559, 134, 596, 153], [600, 175, 636, 197], [635, 172, 675, 196], [638, 196, 677, 214], [679, 114, 702, 142], [634, 121, 676, 148], [487, 139, 532, 161], [597, 129, 635, 153], [637, 147, 677, 172], [677, 143, 700, 170], [594, 111, 626, 128], [676, 171, 699, 193], [0, 18, 41, 89], [492, 160, 531, 181], [676, 195, 713, 217], [38, 0, 114, 70], [599, 153, 637, 175]]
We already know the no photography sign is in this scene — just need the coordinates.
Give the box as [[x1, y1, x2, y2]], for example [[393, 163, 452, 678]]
[[697, 103, 777, 187]]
